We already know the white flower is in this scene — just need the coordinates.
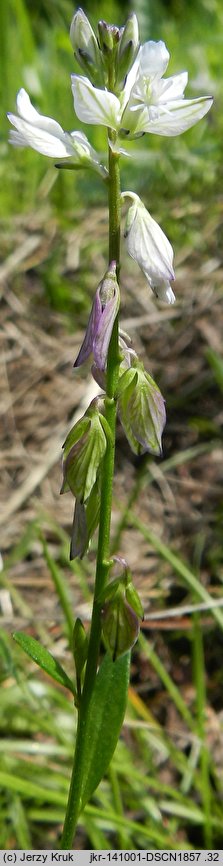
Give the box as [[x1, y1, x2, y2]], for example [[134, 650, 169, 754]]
[[124, 193, 176, 304], [8, 88, 106, 174], [71, 39, 213, 139]]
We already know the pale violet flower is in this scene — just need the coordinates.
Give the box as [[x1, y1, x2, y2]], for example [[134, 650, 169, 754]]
[[123, 193, 175, 304], [71, 39, 213, 139], [74, 262, 120, 371], [7, 88, 107, 175]]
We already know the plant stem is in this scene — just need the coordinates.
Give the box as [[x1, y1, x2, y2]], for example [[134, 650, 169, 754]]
[[60, 142, 121, 849]]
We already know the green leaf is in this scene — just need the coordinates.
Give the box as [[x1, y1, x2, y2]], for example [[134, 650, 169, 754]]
[[13, 632, 76, 697], [80, 651, 130, 810]]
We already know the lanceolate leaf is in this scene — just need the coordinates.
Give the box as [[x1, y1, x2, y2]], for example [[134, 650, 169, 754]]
[[80, 651, 130, 810], [13, 632, 76, 697]]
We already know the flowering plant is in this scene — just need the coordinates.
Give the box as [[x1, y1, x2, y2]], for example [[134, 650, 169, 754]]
[[8, 7, 212, 847]]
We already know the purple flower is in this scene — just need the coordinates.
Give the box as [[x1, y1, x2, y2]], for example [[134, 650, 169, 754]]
[[74, 261, 120, 370]]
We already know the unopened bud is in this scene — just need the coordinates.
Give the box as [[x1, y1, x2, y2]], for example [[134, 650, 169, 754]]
[[102, 589, 140, 660], [115, 13, 139, 90], [73, 617, 88, 678], [74, 261, 120, 371], [101, 558, 143, 659], [61, 398, 108, 503], [97, 20, 121, 87], [117, 361, 166, 456], [70, 8, 103, 85], [70, 480, 100, 560], [98, 20, 120, 54]]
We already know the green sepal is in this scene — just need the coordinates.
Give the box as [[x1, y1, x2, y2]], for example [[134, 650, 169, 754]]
[[127, 368, 164, 455], [98, 575, 124, 605], [117, 364, 166, 456], [62, 414, 107, 503], [62, 418, 90, 459], [125, 582, 144, 619], [117, 370, 142, 455], [116, 367, 138, 399], [13, 632, 76, 698]]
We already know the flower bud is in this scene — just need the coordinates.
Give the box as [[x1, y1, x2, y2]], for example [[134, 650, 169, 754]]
[[70, 480, 100, 560], [74, 262, 120, 371], [117, 362, 166, 456], [102, 590, 140, 660], [100, 557, 143, 659], [98, 20, 120, 54], [97, 20, 121, 88], [61, 398, 108, 503], [115, 14, 139, 91], [73, 617, 88, 678], [70, 8, 103, 86]]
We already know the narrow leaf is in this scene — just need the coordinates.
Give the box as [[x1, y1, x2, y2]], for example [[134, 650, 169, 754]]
[[80, 651, 130, 810], [206, 347, 223, 393], [13, 632, 76, 697]]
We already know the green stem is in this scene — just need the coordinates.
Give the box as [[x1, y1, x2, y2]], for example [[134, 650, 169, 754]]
[[60, 141, 121, 849]]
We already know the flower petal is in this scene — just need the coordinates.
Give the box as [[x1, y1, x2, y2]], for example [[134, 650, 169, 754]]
[[155, 71, 188, 102], [74, 262, 120, 370], [93, 290, 119, 370], [120, 53, 140, 111], [138, 40, 170, 78], [151, 281, 176, 304], [16, 88, 66, 136], [7, 113, 75, 157], [74, 290, 102, 367], [71, 74, 120, 129], [125, 197, 174, 284], [139, 95, 213, 136]]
